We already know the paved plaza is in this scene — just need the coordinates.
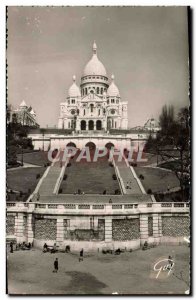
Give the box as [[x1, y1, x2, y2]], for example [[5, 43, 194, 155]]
[[7, 245, 190, 295]]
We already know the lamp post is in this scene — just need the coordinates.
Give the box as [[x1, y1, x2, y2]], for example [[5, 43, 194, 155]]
[[20, 111, 26, 166], [42, 130, 45, 151]]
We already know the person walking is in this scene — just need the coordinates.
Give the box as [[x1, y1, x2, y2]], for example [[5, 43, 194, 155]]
[[79, 249, 84, 262], [10, 242, 13, 253], [53, 258, 58, 273]]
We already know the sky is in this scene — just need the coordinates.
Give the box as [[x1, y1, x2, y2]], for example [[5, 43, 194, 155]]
[[7, 6, 189, 128]]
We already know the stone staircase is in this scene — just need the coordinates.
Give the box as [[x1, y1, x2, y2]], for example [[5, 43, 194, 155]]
[[38, 162, 62, 196], [114, 157, 142, 194]]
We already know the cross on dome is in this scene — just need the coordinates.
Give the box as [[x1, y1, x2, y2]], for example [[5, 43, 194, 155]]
[[93, 40, 97, 55]]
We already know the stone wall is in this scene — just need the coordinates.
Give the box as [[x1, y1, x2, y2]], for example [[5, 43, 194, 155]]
[[112, 218, 140, 241], [34, 218, 57, 240], [63, 218, 105, 241], [6, 214, 15, 235], [162, 216, 190, 237]]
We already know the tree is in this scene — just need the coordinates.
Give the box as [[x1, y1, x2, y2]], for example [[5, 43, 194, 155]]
[[147, 105, 190, 201]]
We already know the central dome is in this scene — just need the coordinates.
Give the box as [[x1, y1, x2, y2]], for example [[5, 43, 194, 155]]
[[83, 41, 107, 77]]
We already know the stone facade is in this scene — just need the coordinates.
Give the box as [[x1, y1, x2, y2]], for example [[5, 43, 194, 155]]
[[34, 218, 57, 240], [148, 216, 153, 237], [58, 42, 128, 131], [8, 101, 39, 127], [6, 202, 190, 250], [162, 216, 190, 237], [6, 214, 15, 235], [112, 219, 140, 241]]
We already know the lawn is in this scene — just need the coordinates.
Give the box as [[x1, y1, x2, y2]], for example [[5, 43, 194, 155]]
[[17, 151, 50, 166], [158, 160, 181, 172], [7, 245, 190, 295], [60, 156, 120, 195], [134, 167, 179, 194], [7, 167, 46, 201]]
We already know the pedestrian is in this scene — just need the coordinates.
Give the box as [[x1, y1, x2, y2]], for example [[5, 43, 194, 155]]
[[167, 184, 170, 191], [53, 258, 58, 273], [168, 255, 173, 269], [126, 182, 129, 189], [79, 249, 84, 262], [10, 241, 13, 253], [37, 192, 40, 201], [109, 198, 112, 204]]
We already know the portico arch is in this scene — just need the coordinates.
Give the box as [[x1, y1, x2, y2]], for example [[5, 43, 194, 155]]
[[105, 142, 115, 150], [66, 142, 76, 148], [85, 142, 96, 150]]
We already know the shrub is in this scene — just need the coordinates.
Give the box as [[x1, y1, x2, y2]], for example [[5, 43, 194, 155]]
[[139, 174, 144, 180], [28, 188, 31, 194], [59, 188, 63, 194], [109, 162, 113, 167], [63, 174, 67, 180], [147, 188, 152, 194], [67, 162, 71, 167], [36, 173, 40, 179], [115, 189, 121, 195], [112, 174, 117, 180], [130, 162, 137, 167], [19, 191, 23, 197]]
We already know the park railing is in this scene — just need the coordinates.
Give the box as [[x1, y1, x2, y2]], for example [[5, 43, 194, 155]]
[[6, 201, 189, 215]]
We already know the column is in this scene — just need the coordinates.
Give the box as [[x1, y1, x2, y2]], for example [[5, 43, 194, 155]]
[[56, 218, 64, 245], [27, 213, 34, 243], [15, 213, 25, 243], [153, 213, 160, 245], [94, 121, 96, 130], [140, 214, 148, 246], [105, 216, 112, 242]]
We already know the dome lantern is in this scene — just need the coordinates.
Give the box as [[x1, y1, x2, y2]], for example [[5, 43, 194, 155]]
[[82, 42, 107, 77]]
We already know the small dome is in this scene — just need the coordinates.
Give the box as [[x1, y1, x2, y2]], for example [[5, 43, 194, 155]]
[[107, 75, 120, 97], [30, 108, 36, 115], [68, 75, 81, 97], [83, 41, 107, 77], [20, 100, 27, 107]]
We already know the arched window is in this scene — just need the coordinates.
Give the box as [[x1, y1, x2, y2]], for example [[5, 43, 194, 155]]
[[101, 88, 103, 94], [84, 109, 85, 116], [71, 120, 74, 129], [90, 104, 94, 113], [85, 88, 87, 95], [98, 109, 100, 116], [97, 87, 99, 94]]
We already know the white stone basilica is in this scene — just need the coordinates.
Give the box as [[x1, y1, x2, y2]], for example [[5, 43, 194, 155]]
[[58, 42, 128, 131]]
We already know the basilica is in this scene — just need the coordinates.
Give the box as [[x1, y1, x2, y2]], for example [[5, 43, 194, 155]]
[[58, 42, 128, 131]]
